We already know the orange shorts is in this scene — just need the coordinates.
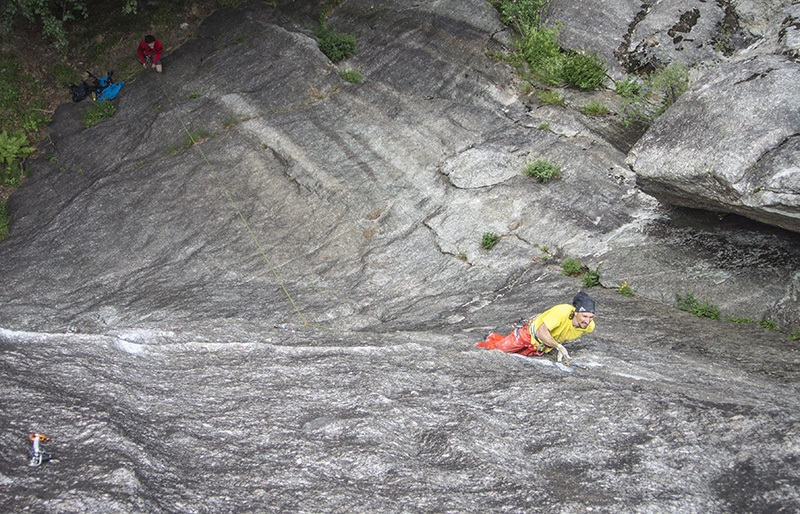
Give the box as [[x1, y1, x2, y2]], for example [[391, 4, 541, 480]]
[[476, 325, 545, 357]]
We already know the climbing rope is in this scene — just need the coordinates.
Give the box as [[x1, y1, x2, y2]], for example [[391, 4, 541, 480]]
[[153, 71, 322, 328]]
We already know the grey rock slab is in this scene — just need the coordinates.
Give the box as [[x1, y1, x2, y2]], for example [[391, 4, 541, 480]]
[[545, 0, 793, 77], [544, 0, 643, 77], [1, 1, 800, 510], [1, 286, 799, 512]]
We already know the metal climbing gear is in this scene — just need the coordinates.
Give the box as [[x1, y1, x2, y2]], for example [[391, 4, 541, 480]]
[[28, 433, 52, 467]]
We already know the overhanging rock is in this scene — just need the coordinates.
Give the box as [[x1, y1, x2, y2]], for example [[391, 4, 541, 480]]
[[627, 53, 800, 234]]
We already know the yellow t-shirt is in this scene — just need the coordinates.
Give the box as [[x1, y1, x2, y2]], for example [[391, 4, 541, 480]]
[[530, 304, 595, 351]]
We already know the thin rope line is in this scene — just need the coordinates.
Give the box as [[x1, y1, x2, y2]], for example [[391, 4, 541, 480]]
[[154, 73, 326, 328]]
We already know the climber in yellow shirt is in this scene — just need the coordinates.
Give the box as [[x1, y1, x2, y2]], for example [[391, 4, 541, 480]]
[[477, 291, 596, 364]]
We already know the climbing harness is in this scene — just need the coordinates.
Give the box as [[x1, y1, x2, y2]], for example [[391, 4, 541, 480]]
[[28, 433, 52, 467]]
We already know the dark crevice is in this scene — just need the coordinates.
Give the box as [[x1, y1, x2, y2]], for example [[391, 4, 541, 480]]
[[615, 1, 655, 73], [668, 9, 701, 40]]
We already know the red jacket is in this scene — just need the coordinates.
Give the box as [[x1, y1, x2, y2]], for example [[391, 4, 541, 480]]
[[137, 39, 163, 64]]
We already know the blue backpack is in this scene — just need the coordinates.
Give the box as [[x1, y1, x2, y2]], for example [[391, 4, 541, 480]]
[[88, 71, 124, 102], [98, 81, 124, 102], [67, 71, 125, 102]]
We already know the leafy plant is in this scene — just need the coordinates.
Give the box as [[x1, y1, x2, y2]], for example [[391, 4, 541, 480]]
[[676, 293, 720, 320], [482, 232, 500, 250], [188, 92, 200, 99], [492, 0, 549, 34], [621, 63, 690, 126], [758, 318, 778, 331], [561, 257, 582, 277], [562, 52, 607, 91], [317, 25, 357, 63], [580, 101, 609, 116], [339, 70, 363, 83], [789, 331, 800, 343], [537, 89, 565, 106], [523, 159, 561, 182], [168, 129, 213, 155], [582, 262, 602, 288], [618, 282, 634, 297], [650, 62, 690, 115], [534, 243, 552, 260], [81, 101, 117, 128], [537, 122, 550, 130], [1, 50, 49, 136], [0, 200, 8, 242], [517, 24, 564, 85], [615, 76, 642, 99], [0, 130, 36, 185], [1, 0, 92, 49]]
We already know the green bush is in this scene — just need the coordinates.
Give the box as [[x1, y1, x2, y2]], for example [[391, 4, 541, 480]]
[[317, 26, 357, 63], [562, 52, 607, 91], [0, 200, 8, 242], [561, 257, 582, 276], [493, 0, 549, 34], [1, 50, 49, 136], [339, 70, 362, 83], [517, 24, 563, 85], [676, 293, 720, 320], [537, 89, 565, 106], [482, 232, 500, 250], [580, 101, 609, 116], [650, 62, 690, 115], [82, 101, 117, 128], [615, 76, 642, 99], [0, 130, 36, 186], [582, 262, 602, 288], [621, 63, 690, 126], [758, 318, 778, 331], [523, 159, 561, 182]]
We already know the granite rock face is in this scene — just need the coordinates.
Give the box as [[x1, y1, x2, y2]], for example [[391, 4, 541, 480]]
[[545, 0, 796, 76], [627, 54, 800, 234], [545, 0, 800, 233], [1, 0, 799, 512]]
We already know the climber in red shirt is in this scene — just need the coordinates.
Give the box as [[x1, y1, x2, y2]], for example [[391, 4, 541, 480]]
[[137, 35, 163, 73]]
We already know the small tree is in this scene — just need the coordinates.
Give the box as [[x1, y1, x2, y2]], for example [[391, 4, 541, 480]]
[[1, 0, 140, 49]]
